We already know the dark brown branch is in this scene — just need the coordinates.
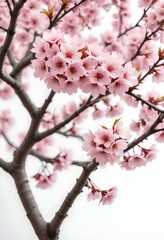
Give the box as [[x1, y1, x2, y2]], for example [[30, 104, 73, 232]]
[[1, 132, 17, 149], [130, 27, 161, 62], [48, 160, 98, 239], [118, 6, 150, 38], [138, 58, 161, 82], [126, 91, 164, 113], [56, 131, 83, 141], [29, 149, 89, 167], [0, 0, 27, 71], [12, 167, 47, 240], [0, 26, 8, 32], [39, 90, 55, 116], [5, 0, 13, 15], [12, 114, 43, 166], [0, 72, 37, 118], [7, 49, 17, 67], [154, 127, 164, 133], [10, 33, 36, 78], [125, 113, 164, 152], [0, 158, 11, 172], [10, 52, 34, 78], [49, 0, 87, 28]]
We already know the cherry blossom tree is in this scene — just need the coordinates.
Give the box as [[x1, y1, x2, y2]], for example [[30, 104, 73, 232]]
[[0, 0, 164, 239]]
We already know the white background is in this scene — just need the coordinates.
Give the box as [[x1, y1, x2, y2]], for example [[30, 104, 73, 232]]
[[1, 1, 164, 240]]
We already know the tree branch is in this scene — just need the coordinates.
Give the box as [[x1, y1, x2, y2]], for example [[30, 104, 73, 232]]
[[0, 0, 27, 71], [56, 131, 83, 141], [129, 27, 161, 62], [10, 52, 34, 78], [29, 149, 89, 167], [125, 113, 164, 152], [49, 0, 87, 28], [118, 6, 151, 38], [39, 90, 55, 116], [12, 167, 47, 240], [0, 158, 11, 172], [126, 91, 164, 113], [0, 72, 37, 118], [48, 160, 98, 239]]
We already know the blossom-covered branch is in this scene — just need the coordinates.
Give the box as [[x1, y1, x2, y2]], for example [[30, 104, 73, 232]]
[[127, 91, 164, 113], [125, 113, 164, 152]]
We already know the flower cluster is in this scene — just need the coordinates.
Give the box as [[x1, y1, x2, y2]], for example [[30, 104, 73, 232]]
[[145, 0, 164, 32], [130, 90, 164, 135], [82, 121, 129, 165], [120, 144, 157, 170], [86, 178, 117, 205], [54, 148, 73, 171], [33, 172, 56, 189], [32, 28, 138, 97]]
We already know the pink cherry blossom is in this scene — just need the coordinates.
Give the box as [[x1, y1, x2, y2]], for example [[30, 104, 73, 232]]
[[81, 80, 106, 97], [128, 154, 146, 170], [106, 103, 123, 117], [152, 68, 164, 83], [31, 36, 50, 59], [82, 130, 97, 154], [65, 62, 85, 81], [104, 54, 123, 79], [83, 124, 128, 165], [92, 107, 105, 119], [34, 136, 54, 154], [44, 75, 65, 93], [0, 85, 14, 100], [111, 139, 128, 156], [59, 14, 82, 36], [89, 67, 111, 85], [101, 187, 118, 205], [47, 55, 67, 75], [33, 172, 57, 189], [83, 56, 98, 70], [155, 130, 164, 142], [32, 59, 47, 79], [141, 144, 157, 161], [87, 190, 102, 201], [0, 110, 15, 133], [95, 128, 116, 148], [54, 149, 73, 171]]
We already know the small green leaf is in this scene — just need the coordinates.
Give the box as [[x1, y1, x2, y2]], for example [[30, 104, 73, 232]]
[[101, 125, 108, 130], [113, 118, 121, 129]]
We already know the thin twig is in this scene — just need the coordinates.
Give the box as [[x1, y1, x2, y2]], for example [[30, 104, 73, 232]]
[[29, 149, 88, 167], [126, 91, 164, 113], [56, 131, 83, 141], [50, 0, 87, 28], [5, 0, 13, 15], [129, 27, 161, 62], [1, 132, 17, 149], [0, 0, 27, 71]]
